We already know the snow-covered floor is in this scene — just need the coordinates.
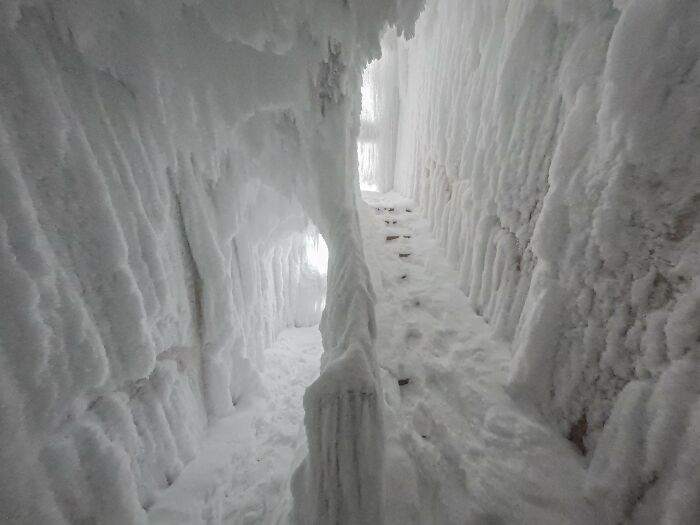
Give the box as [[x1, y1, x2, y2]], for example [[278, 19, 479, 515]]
[[146, 191, 602, 525], [364, 191, 602, 525], [148, 327, 322, 525]]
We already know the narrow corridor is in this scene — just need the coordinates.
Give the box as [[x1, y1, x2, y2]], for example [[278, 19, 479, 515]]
[[148, 328, 322, 525], [363, 192, 600, 525]]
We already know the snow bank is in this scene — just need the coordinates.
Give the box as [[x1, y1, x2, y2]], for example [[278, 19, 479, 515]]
[[0, 1, 424, 524], [384, 0, 700, 521]]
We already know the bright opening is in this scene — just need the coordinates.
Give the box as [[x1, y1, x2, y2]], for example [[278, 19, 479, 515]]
[[305, 230, 329, 275], [358, 62, 379, 192]]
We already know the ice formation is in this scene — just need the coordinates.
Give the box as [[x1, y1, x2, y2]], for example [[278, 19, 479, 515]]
[[0, 1, 424, 524], [373, 0, 700, 522], [2, 0, 699, 524]]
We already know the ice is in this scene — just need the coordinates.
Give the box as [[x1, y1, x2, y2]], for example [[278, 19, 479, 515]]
[[377, 0, 700, 521], [148, 327, 323, 525], [0, 1, 425, 523], [362, 191, 601, 525], [2, 0, 699, 523], [585, 381, 652, 524]]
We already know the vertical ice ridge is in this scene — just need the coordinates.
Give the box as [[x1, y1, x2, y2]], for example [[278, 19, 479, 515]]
[[388, 0, 700, 521]]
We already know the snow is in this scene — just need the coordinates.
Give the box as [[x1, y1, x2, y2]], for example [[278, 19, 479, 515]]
[[3, 0, 700, 523], [367, 0, 700, 521], [305, 234, 329, 277], [362, 191, 601, 525], [0, 1, 425, 523], [148, 327, 322, 525]]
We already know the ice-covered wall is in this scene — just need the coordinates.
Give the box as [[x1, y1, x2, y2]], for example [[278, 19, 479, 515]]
[[390, 0, 700, 522], [0, 1, 425, 524]]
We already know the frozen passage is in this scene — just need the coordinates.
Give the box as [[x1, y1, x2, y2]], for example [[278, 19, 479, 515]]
[[1, 1, 700, 524]]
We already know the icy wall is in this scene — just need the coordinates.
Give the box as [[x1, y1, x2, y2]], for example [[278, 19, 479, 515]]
[[390, 0, 700, 522], [0, 1, 425, 524]]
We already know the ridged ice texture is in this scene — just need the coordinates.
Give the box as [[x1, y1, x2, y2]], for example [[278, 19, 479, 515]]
[[391, 0, 700, 522], [0, 13, 326, 525], [0, 1, 426, 523]]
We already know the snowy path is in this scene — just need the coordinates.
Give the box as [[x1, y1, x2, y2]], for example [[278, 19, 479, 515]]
[[148, 327, 321, 525], [363, 192, 602, 525]]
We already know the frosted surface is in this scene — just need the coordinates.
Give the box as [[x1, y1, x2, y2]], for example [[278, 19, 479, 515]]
[[148, 327, 323, 525], [3, 0, 699, 523], [385, 0, 700, 522], [0, 1, 424, 524]]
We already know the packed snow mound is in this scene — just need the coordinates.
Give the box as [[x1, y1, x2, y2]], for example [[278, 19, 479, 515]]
[[0, 1, 426, 524], [382, 0, 700, 522]]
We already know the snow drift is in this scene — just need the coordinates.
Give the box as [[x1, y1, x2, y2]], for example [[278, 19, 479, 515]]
[[376, 0, 700, 522], [0, 1, 424, 524]]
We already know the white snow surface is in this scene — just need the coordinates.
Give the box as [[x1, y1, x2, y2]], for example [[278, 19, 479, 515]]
[[368, 0, 700, 522], [4, 0, 700, 523], [148, 326, 322, 525], [362, 191, 602, 525], [0, 1, 426, 524]]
